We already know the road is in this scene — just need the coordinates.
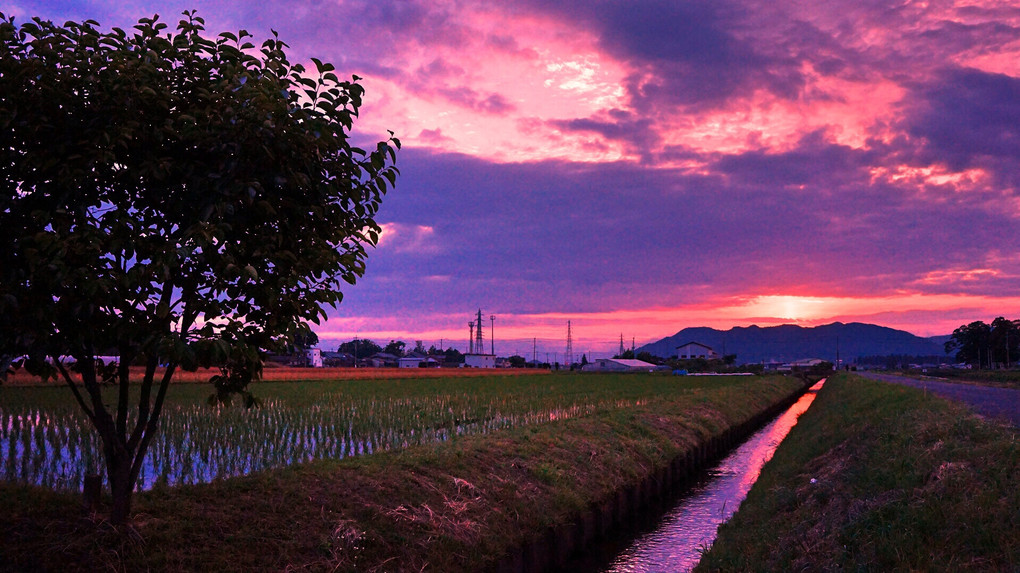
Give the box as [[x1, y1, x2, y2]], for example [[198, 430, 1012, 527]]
[[857, 371, 1020, 426]]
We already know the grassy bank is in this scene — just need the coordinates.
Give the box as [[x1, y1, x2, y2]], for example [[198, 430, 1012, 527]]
[[696, 372, 1020, 572], [1, 374, 804, 571], [904, 368, 1020, 389]]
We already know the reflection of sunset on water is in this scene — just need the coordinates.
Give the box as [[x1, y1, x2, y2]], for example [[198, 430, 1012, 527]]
[[603, 379, 824, 572]]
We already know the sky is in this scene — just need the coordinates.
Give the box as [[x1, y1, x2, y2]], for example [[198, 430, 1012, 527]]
[[9, 0, 1020, 358]]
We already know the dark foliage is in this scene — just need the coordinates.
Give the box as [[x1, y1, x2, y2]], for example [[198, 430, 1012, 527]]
[[0, 11, 398, 523]]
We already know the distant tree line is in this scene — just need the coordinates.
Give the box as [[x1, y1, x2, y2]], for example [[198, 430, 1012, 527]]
[[945, 317, 1020, 369], [336, 338, 466, 364], [856, 354, 949, 369], [333, 339, 562, 368]]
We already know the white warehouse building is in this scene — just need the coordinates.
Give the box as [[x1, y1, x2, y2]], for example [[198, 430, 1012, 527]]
[[464, 354, 495, 368]]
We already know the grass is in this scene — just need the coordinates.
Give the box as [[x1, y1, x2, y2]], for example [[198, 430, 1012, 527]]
[[904, 367, 1020, 389], [2, 372, 768, 491], [695, 372, 1020, 572], [0, 372, 806, 572]]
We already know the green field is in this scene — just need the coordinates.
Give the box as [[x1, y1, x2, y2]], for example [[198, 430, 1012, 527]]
[[696, 372, 1020, 572], [2, 372, 762, 492], [1, 372, 807, 571]]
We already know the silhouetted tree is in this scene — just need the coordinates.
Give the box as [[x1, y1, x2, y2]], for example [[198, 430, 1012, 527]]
[[383, 340, 406, 357], [443, 348, 464, 364], [989, 317, 1020, 367], [0, 12, 398, 523], [636, 351, 658, 364], [946, 321, 992, 368], [287, 327, 319, 356], [338, 339, 382, 358]]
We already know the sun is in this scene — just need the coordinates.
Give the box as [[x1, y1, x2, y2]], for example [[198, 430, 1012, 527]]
[[748, 296, 831, 321]]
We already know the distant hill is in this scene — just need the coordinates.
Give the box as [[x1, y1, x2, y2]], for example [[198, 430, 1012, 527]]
[[637, 322, 950, 364], [927, 334, 953, 351]]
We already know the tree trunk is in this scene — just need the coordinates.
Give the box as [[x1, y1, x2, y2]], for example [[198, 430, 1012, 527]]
[[103, 434, 136, 526], [82, 474, 102, 513], [108, 455, 134, 524]]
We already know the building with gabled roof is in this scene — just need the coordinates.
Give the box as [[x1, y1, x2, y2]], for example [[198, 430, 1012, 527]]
[[676, 342, 718, 360], [582, 358, 659, 372]]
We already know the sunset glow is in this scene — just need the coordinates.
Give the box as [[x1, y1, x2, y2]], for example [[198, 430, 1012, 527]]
[[17, 0, 1020, 357]]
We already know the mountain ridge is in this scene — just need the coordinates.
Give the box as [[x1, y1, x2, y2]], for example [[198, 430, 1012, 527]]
[[637, 322, 950, 364]]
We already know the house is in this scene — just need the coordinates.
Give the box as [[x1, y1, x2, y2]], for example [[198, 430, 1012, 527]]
[[321, 351, 355, 367], [398, 353, 443, 368], [582, 358, 658, 372], [266, 350, 319, 367], [789, 358, 826, 368], [676, 342, 719, 360], [305, 348, 323, 368], [366, 352, 400, 368], [464, 354, 495, 368]]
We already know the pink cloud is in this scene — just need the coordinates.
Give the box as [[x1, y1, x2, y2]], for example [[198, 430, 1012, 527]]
[[11, 1, 1020, 353]]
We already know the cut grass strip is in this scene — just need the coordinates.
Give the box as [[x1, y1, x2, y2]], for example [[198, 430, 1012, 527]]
[[696, 372, 1020, 573], [0, 375, 804, 572]]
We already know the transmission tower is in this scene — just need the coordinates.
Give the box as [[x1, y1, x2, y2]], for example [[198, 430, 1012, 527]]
[[619, 334, 625, 357], [565, 320, 574, 368], [475, 309, 484, 355]]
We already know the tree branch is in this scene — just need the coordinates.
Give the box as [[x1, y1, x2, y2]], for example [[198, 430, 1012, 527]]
[[115, 345, 131, 440], [54, 357, 96, 424]]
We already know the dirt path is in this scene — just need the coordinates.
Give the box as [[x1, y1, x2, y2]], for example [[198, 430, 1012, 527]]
[[857, 371, 1020, 426]]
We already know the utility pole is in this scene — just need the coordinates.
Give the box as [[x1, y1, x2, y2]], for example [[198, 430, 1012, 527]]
[[475, 309, 484, 357], [836, 335, 840, 370], [1006, 330, 1010, 369], [533, 338, 537, 367], [490, 314, 495, 355], [565, 320, 574, 368]]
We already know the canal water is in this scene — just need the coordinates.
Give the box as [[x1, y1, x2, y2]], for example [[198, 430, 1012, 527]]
[[576, 379, 824, 573]]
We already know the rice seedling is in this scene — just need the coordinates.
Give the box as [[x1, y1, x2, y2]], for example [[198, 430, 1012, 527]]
[[0, 372, 715, 493]]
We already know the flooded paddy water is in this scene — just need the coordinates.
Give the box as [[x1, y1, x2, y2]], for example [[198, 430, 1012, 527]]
[[1, 391, 646, 492]]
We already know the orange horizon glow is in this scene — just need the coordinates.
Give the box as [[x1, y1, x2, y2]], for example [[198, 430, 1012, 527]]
[[316, 292, 1020, 350]]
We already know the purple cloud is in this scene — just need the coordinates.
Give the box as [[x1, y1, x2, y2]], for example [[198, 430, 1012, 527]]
[[906, 67, 1020, 170]]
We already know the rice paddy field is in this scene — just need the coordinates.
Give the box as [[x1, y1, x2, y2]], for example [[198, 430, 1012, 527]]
[[1, 369, 727, 494], [1, 373, 807, 572]]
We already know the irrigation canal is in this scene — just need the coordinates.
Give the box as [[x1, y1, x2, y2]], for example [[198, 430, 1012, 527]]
[[569, 379, 824, 573]]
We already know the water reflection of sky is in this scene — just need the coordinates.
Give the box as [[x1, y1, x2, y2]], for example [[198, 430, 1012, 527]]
[[1, 395, 647, 492], [603, 380, 824, 573]]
